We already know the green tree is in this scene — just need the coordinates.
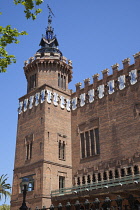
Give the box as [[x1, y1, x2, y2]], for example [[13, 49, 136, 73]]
[[0, 0, 44, 73], [0, 204, 10, 210], [0, 175, 11, 201]]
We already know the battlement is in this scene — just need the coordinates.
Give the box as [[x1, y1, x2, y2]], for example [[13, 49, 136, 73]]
[[24, 52, 72, 68], [71, 52, 140, 110]]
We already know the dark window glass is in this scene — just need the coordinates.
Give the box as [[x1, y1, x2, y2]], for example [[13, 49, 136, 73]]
[[77, 177, 80, 185], [127, 167, 132, 175], [121, 168, 125, 177], [92, 174, 96, 183], [87, 175, 91, 183], [115, 169, 119, 178], [90, 129, 95, 156], [98, 173, 101, 181], [26, 144, 29, 160], [103, 172, 107, 180], [85, 131, 90, 157], [59, 176, 65, 190], [109, 171, 113, 179], [95, 128, 100, 154], [58, 73, 60, 87], [59, 141, 65, 160], [63, 76, 66, 90], [80, 133, 85, 158], [61, 75, 63, 88], [134, 165, 139, 175], [82, 176, 85, 184]]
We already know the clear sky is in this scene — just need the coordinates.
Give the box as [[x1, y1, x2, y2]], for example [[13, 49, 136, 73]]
[[1, 0, 140, 205]]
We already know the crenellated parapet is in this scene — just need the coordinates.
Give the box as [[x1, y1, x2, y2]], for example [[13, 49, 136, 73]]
[[18, 84, 71, 115], [71, 52, 140, 111], [24, 53, 73, 83], [18, 52, 140, 113]]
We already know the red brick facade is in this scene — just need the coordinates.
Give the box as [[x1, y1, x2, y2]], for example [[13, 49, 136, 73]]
[[11, 48, 140, 209]]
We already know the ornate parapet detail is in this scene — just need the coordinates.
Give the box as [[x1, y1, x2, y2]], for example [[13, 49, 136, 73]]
[[102, 68, 109, 79], [92, 73, 99, 83], [122, 58, 130, 68], [68, 60, 72, 66], [133, 52, 140, 67], [24, 60, 28, 67], [61, 56, 67, 63], [84, 78, 90, 87], [35, 52, 41, 59], [75, 82, 82, 91], [133, 52, 140, 59], [112, 63, 119, 74]]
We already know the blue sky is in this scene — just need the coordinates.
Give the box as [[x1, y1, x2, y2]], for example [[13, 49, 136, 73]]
[[1, 0, 140, 205]]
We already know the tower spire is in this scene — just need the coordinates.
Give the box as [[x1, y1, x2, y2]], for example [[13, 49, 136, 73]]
[[37, 5, 62, 55]]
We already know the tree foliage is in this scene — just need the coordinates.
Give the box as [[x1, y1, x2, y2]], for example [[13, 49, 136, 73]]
[[0, 0, 44, 73], [13, 0, 43, 20], [0, 25, 27, 73], [0, 204, 10, 210], [0, 175, 11, 201]]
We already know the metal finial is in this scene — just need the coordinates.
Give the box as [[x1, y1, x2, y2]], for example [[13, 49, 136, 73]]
[[47, 4, 55, 29]]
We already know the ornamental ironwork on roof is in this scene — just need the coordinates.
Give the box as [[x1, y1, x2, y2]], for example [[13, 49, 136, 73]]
[[37, 7, 62, 56]]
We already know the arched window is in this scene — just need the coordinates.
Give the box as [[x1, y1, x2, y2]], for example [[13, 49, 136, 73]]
[[77, 177, 80, 186], [92, 174, 96, 183], [87, 175, 91, 184], [134, 165, 139, 175], [115, 169, 119, 178], [82, 176, 85, 185], [127, 167, 132, 175], [109, 171, 113, 179], [103, 172, 107, 180], [121, 168, 125, 177], [98, 173, 101, 182]]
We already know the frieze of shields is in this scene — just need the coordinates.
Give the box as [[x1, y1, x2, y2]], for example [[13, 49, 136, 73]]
[[18, 69, 137, 114]]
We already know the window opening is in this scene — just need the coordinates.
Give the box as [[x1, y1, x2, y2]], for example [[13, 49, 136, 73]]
[[59, 176, 65, 191], [134, 165, 139, 175], [109, 171, 113, 179], [92, 174, 96, 183], [98, 173, 101, 182], [87, 175, 91, 184]]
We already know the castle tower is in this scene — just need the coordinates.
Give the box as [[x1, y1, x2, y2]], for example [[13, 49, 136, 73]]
[[11, 13, 73, 210]]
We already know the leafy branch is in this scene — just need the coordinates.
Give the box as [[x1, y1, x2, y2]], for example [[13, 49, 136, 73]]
[[14, 0, 43, 20], [0, 25, 27, 72], [0, 0, 44, 73]]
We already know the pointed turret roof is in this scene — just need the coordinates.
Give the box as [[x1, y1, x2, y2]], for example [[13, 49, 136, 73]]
[[37, 10, 62, 56]]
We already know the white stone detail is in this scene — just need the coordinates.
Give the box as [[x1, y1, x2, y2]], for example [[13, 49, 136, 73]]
[[72, 97, 77, 110], [118, 75, 125, 90], [88, 89, 94, 103], [108, 80, 114, 94], [129, 69, 137, 85], [60, 96, 65, 109], [47, 90, 52, 104], [98, 84, 104, 99], [40, 89, 45, 103], [23, 98, 28, 112], [53, 92, 59, 106], [35, 92, 40, 106], [18, 101, 23, 114], [80, 93, 85, 107], [66, 99, 71, 112], [29, 96, 34, 109]]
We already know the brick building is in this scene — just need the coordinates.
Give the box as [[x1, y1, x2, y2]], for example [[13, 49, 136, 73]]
[[11, 13, 140, 210]]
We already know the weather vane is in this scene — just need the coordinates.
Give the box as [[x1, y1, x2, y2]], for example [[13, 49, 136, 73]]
[[47, 4, 55, 17]]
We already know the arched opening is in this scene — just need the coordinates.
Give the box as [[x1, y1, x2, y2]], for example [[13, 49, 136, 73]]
[[87, 175, 91, 184], [115, 169, 119, 178], [134, 165, 139, 175], [103, 172, 107, 180], [109, 170, 113, 179]]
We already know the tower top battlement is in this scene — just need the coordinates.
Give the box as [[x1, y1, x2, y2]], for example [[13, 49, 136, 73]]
[[73, 52, 140, 93]]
